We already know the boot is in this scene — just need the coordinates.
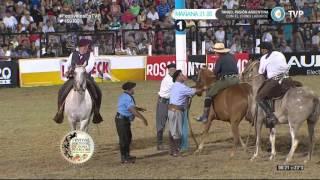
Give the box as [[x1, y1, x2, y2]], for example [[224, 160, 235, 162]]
[[258, 100, 278, 128], [195, 107, 210, 122], [169, 134, 175, 156], [172, 139, 181, 157], [195, 98, 212, 122], [157, 130, 165, 151]]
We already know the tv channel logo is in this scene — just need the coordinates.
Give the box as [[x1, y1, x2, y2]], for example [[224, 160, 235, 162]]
[[271, 7, 286, 22]]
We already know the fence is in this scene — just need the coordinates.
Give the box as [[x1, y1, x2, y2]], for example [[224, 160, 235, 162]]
[[0, 22, 319, 58]]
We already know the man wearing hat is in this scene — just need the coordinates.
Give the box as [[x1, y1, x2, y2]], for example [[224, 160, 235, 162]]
[[53, 39, 103, 124], [196, 43, 239, 122], [256, 42, 289, 128], [155, 63, 176, 150], [168, 70, 203, 156], [116, 82, 148, 163]]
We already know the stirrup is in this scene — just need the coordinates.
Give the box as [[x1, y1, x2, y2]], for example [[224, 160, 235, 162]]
[[194, 116, 208, 122]]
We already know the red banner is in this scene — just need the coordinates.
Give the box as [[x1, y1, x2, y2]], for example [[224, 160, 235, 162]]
[[207, 53, 249, 73], [146, 55, 176, 80]]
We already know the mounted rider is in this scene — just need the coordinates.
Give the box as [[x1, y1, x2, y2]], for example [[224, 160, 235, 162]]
[[256, 42, 289, 128], [196, 43, 240, 122], [53, 39, 103, 124]]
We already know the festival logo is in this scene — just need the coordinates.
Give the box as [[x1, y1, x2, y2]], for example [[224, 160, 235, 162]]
[[60, 131, 94, 164], [271, 7, 285, 22]]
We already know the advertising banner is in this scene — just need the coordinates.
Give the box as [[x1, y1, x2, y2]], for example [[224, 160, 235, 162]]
[[285, 53, 320, 75], [0, 61, 19, 88], [146, 55, 176, 80]]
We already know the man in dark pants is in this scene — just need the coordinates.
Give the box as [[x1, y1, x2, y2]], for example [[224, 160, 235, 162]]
[[53, 39, 103, 124], [156, 63, 176, 150], [196, 43, 239, 122], [256, 42, 289, 128], [116, 82, 148, 163]]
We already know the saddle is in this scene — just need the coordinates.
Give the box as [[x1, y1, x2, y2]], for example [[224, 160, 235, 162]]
[[268, 78, 303, 111]]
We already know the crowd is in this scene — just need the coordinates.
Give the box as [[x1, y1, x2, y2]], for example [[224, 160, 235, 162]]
[[0, 0, 319, 59]]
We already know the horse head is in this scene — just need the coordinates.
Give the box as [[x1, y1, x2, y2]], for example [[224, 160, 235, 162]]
[[240, 60, 260, 83], [73, 61, 88, 92], [193, 66, 217, 96]]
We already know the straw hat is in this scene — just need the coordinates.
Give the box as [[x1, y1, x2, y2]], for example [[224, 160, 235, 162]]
[[213, 43, 230, 53]]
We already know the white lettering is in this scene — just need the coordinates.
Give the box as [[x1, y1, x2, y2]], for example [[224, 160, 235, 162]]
[[146, 64, 153, 76], [288, 56, 301, 67]]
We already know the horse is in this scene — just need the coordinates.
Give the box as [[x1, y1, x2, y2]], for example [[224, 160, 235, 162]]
[[241, 60, 320, 163], [192, 66, 253, 156], [64, 63, 93, 132]]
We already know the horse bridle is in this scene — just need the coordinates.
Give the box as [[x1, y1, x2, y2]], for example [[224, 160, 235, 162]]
[[241, 60, 260, 82]]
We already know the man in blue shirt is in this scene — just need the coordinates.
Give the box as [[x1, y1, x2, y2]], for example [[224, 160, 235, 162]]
[[156, 0, 171, 21], [116, 81, 148, 164], [168, 70, 203, 156]]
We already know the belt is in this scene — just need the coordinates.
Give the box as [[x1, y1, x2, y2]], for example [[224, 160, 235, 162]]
[[116, 112, 130, 120], [158, 97, 169, 104], [168, 104, 184, 112], [220, 74, 238, 80], [271, 73, 289, 81]]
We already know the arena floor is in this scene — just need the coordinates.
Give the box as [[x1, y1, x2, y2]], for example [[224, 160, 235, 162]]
[[1, 76, 320, 179]]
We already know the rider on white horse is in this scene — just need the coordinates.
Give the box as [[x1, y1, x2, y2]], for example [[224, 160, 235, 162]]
[[53, 39, 103, 124]]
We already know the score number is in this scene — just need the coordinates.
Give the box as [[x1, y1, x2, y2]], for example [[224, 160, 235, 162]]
[[175, 20, 186, 31]]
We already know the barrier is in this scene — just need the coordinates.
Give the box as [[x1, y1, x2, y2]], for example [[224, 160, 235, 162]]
[[19, 56, 145, 87], [0, 61, 19, 88], [145, 55, 176, 80]]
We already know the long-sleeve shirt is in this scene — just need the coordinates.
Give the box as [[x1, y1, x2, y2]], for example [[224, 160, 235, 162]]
[[169, 82, 196, 107], [214, 53, 239, 77], [259, 51, 289, 79], [158, 73, 174, 99], [65, 52, 95, 73]]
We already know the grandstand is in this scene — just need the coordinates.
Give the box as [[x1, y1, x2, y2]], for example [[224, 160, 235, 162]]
[[0, 0, 319, 59]]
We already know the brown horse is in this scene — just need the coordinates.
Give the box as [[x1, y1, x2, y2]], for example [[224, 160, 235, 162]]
[[193, 66, 253, 156]]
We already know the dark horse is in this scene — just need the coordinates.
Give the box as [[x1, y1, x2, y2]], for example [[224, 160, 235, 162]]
[[193, 66, 253, 156]]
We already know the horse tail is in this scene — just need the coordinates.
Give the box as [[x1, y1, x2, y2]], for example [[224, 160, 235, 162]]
[[309, 97, 320, 123]]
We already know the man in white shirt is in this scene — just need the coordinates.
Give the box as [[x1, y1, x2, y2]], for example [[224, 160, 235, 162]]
[[256, 42, 289, 128], [3, 10, 18, 31], [20, 11, 34, 26], [156, 63, 176, 150], [147, 7, 159, 22]]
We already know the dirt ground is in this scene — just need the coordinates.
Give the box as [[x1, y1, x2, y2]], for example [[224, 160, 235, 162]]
[[1, 76, 320, 179]]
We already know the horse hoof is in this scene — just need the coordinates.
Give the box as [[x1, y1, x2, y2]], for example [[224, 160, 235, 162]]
[[269, 155, 276, 161], [250, 156, 257, 162], [194, 149, 202, 155]]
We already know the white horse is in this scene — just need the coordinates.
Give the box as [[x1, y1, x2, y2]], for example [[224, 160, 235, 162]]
[[64, 64, 93, 132]]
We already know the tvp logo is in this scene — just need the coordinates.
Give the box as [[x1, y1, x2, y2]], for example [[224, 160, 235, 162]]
[[271, 7, 286, 22]]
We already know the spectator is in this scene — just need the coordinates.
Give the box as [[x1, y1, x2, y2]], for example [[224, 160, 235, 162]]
[[223, 0, 239, 9], [156, 0, 170, 21], [312, 30, 320, 51], [202, 0, 214, 8], [215, 26, 225, 43], [21, 10, 34, 27], [111, 0, 122, 18], [147, 6, 159, 22], [42, 20, 55, 33], [108, 16, 121, 30], [3, 10, 18, 31], [125, 17, 139, 30], [292, 29, 305, 52], [129, 0, 141, 16], [262, 28, 273, 42], [137, 9, 146, 24], [94, 20, 104, 31], [279, 40, 293, 53]]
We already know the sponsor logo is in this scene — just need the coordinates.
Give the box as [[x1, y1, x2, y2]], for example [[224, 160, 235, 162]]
[[0, 67, 12, 85], [60, 131, 94, 164], [271, 7, 285, 22], [146, 61, 175, 77]]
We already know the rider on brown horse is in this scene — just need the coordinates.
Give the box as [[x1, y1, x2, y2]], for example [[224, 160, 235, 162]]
[[196, 43, 239, 122], [256, 42, 289, 128], [53, 39, 103, 124]]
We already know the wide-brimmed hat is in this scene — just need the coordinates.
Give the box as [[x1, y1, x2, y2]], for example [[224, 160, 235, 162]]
[[213, 43, 230, 53], [122, 81, 136, 90]]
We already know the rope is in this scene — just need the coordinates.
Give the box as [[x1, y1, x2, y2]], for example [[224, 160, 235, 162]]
[[187, 96, 199, 148]]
